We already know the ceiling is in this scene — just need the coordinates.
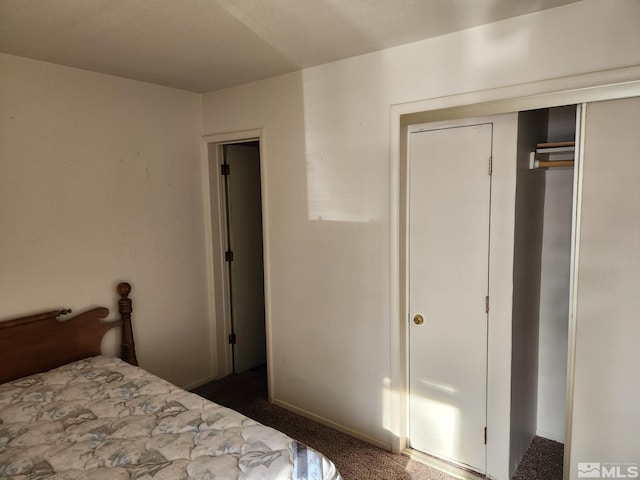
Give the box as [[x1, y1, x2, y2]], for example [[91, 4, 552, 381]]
[[0, 0, 581, 93]]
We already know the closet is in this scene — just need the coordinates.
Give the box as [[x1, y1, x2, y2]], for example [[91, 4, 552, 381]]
[[403, 94, 640, 480], [406, 105, 578, 477], [510, 105, 577, 472]]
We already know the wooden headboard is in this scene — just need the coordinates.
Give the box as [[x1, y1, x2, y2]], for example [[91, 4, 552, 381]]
[[0, 282, 138, 384]]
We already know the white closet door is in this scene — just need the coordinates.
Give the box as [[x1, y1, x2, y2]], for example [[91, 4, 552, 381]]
[[408, 123, 492, 472], [568, 96, 640, 477]]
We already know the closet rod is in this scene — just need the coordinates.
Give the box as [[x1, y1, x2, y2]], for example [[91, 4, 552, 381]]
[[536, 141, 575, 149], [536, 159, 575, 169]]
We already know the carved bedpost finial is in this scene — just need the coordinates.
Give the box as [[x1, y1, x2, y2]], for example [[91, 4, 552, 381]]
[[117, 282, 131, 298], [117, 282, 138, 366]]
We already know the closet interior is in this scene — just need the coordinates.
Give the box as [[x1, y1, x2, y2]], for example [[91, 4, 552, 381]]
[[511, 105, 577, 470]]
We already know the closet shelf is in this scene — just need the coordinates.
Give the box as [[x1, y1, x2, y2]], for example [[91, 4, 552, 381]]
[[529, 141, 575, 170]]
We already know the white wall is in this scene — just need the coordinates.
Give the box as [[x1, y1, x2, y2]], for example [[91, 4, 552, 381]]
[[0, 53, 210, 388], [201, 2, 640, 474]]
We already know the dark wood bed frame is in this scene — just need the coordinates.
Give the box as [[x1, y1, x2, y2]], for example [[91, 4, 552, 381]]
[[0, 282, 138, 384]]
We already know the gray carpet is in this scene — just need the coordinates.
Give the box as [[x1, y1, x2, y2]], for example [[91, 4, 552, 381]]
[[191, 366, 563, 480], [511, 436, 564, 480]]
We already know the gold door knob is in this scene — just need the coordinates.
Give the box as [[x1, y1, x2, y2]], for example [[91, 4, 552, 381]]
[[413, 314, 424, 325]]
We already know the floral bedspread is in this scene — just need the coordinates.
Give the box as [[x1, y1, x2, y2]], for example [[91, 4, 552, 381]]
[[0, 356, 341, 480]]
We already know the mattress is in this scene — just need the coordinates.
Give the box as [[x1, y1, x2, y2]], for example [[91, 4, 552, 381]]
[[0, 356, 341, 479]]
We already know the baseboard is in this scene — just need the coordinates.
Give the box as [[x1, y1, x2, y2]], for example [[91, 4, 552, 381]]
[[536, 428, 566, 444], [271, 398, 390, 451], [183, 375, 218, 391]]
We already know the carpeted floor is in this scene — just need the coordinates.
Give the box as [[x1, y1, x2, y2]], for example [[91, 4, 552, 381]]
[[511, 436, 564, 480], [191, 365, 563, 480]]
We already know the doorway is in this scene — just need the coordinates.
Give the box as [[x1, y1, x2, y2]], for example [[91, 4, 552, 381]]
[[221, 142, 267, 374], [204, 132, 269, 380]]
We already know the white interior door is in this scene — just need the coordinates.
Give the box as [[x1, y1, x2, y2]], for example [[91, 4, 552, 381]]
[[408, 123, 492, 472], [224, 143, 266, 373], [567, 96, 640, 477]]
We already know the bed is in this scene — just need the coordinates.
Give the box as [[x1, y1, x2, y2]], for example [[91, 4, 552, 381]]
[[0, 282, 342, 480]]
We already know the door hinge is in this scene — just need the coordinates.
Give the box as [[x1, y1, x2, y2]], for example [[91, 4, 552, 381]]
[[485, 295, 490, 314], [221, 163, 230, 176], [225, 250, 234, 262], [484, 427, 487, 445], [488, 156, 493, 176], [228, 333, 236, 345]]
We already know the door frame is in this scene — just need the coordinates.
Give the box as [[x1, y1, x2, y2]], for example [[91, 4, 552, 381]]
[[389, 68, 640, 480], [201, 129, 272, 390]]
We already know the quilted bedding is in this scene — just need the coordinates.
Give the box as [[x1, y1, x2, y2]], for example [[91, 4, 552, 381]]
[[0, 356, 341, 480]]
